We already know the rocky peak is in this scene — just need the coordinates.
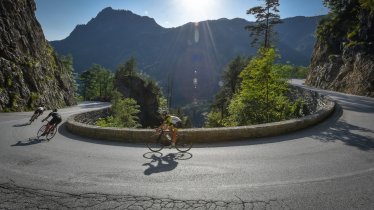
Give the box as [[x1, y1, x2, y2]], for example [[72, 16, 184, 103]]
[[0, 0, 76, 111], [67, 7, 162, 41]]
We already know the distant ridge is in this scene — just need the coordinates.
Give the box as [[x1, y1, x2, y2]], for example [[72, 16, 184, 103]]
[[51, 7, 323, 105]]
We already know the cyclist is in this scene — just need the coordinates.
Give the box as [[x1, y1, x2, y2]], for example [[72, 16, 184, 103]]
[[41, 109, 62, 136], [29, 105, 45, 124], [159, 111, 182, 148]]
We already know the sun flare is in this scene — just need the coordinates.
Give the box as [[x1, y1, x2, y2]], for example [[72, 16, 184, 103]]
[[176, 0, 221, 22]]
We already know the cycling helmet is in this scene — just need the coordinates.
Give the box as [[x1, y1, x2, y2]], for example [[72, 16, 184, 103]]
[[53, 108, 58, 112]]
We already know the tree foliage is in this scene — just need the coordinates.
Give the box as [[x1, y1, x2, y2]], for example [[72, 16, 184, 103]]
[[359, 0, 374, 11], [227, 48, 302, 126], [60, 55, 79, 99], [274, 63, 309, 79], [79, 64, 114, 101], [317, 0, 372, 51], [115, 57, 137, 79], [245, 0, 282, 48], [97, 91, 141, 128], [205, 56, 248, 127]]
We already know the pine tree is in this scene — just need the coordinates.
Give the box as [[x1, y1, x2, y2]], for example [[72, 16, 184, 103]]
[[79, 64, 114, 101], [245, 0, 282, 122], [227, 48, 301, 126], [205, 56, 248, 127], [245, 0, 282, 48], [116, 57, 137, 78]]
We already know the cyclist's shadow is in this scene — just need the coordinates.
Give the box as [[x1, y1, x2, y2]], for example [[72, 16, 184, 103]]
[[13, 122, 30, 127], [142, 153, 179, 175], [11, 138, 46, 146]]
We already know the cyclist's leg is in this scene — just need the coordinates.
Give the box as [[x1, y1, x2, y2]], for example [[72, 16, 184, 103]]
[[36, 111, 42, 119], [171, 125, 177, 145], [50, 123, 56, 131], [53, 118, 62, 130], [42, 124, 51, 135], [30, 111, 37, 122], [43, 119, 55, 135], [51, 118, 62, 131]]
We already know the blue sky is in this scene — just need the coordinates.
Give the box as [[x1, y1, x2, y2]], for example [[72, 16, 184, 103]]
[[35, 0, 329, 41]]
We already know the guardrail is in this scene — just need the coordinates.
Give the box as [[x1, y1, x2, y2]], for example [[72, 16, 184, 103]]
[[66, 91, 335, 143]]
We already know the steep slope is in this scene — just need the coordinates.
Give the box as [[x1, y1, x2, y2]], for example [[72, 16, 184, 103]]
[[51, 7, 322, 105], [306, 1, 374, 97], [0, 0, 76, 112], [52, 7, 166, 74]]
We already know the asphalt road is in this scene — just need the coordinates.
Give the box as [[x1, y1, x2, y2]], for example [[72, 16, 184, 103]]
[[0, 82, 373, 209]]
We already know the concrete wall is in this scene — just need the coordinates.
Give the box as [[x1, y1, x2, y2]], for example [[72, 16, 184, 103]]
[[66, 89, 335, 143]]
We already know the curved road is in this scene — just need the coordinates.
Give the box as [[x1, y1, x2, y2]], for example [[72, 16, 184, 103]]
[[0, 83, 373, 209]]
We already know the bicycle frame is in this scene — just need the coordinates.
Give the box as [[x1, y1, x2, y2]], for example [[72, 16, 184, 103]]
[[147, 128, 192, 152], [37, 120, 58, 141]]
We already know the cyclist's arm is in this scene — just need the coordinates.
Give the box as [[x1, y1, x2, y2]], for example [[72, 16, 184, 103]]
[[42, 113, 52, 122]]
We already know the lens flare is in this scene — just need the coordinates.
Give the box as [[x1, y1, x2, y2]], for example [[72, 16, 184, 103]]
[[175, 0, 221, 23]]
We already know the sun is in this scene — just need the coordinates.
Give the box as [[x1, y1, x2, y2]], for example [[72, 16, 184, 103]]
[[176, 0, 220, 22]]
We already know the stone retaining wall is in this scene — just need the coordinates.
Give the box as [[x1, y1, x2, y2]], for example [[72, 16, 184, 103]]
[[66, 88, 335, 143]]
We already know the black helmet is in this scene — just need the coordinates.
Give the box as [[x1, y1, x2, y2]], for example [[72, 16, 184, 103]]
[[162, 110, 168, 116], [53, 108, 58, 112]]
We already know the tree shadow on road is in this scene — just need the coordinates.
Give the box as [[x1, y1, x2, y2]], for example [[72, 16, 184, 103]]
[[142, 152, 193, 175], [310, 121, 374, 151], [193, 104, 373, 151], [11, 138, 47, 146]]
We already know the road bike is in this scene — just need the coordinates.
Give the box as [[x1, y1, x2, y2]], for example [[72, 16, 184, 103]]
[[36, 121, 58, 141], [29, 112, 42, 124], [147, 128, 192, 152]]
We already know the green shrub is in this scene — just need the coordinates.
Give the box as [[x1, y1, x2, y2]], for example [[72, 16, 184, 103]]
[[96, 94, 140, 128], [227, 48, 302, 125]]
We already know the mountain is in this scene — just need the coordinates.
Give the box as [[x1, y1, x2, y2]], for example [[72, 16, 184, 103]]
[[0, 0, 76, 112], [51, 7, 323, 105]]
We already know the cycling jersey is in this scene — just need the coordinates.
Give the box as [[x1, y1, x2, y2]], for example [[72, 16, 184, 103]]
[[163, 115, 182, 127], [34, 107, 44, 114], [48, 112, 62, 125], [163, 115, 173, 126]]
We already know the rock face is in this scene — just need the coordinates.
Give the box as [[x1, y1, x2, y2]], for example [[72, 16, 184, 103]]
[[306, 8, 374, 97], [0, 0, 76, 112], [115, 76, 160, 128]]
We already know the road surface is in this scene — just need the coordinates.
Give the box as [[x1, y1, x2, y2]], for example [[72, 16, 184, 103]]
[[0, 83, 373, 209]]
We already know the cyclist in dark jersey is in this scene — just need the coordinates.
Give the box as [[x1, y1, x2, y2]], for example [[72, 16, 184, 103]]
[[41, 109, 62, 136]]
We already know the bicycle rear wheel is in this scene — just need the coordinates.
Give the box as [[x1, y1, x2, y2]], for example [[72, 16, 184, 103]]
[[30, 114, 37, 123], [175, 135, 192, 152], [46, 126, 57, 141], [146, 133, 164, 152], [37, 125, 47, 139]]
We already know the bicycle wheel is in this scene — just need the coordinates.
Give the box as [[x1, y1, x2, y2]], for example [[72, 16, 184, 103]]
[[30, 114, 36, 123], [46, 126, 58, 141], [37, 125, 47, 139], [175, 135, 192, 152], [146, 133, 164, 152]]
